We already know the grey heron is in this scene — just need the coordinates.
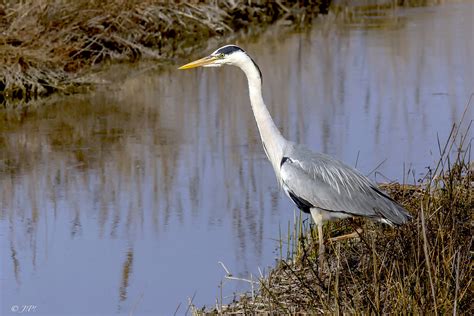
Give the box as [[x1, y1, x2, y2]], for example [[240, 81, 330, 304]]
[[179, 45, 411, 257]]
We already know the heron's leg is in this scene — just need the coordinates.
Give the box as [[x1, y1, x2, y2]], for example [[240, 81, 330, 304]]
[[329, 227, 363, 242], [329, 218, 363, 242], [317, 222, 325, 256], [310, 208, 325, 265]]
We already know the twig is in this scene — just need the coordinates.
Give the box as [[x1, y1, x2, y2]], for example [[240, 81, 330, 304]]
[[420, 204, 438, 315], [453, 250, 460, 316], [185, 291, 197, 316], [218, 261, 259, 285]]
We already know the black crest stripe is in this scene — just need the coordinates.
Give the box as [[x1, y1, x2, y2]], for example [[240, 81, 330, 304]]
[[216, 45, 244, 55], [216, 45, 263, 81]]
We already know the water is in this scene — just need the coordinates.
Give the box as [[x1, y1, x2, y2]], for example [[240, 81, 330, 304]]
[[1, 2, 473, 315]]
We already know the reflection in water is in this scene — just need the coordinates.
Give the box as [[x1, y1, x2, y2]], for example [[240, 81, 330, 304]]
[[10, 242, 20, 286], [1, 2, 473, 315], [119, 248, 134, 303]]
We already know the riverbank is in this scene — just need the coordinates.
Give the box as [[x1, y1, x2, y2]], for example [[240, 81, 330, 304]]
[[1, 0, 450, 107], [1, 0, 331, 106], [196, 126, 473, 314]]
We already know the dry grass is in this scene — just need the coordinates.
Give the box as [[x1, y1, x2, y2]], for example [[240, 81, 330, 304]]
[[0, 0, 329, 105], [196, 117, 473, 314]]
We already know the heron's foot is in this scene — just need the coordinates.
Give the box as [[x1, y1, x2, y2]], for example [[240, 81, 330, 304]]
[[328, 227, 363, 242]]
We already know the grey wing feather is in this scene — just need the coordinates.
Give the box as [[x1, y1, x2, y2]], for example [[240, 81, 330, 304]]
[[280, 143, 411, 225]]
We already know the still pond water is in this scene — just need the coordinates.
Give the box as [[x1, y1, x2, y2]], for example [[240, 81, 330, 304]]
[[1, 2, 473, 315]]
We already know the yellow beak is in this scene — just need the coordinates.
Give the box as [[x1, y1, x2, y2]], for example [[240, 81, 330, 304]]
[[178, 56, 218, 70]]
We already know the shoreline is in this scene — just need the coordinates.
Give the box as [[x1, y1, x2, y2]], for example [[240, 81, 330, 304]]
[[0, 0, 330, 106]]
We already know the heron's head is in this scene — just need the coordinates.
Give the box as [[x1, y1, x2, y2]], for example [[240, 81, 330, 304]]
[[179, 45, 251, 69]]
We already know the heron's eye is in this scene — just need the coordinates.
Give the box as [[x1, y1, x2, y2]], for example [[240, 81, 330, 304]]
[[218, 53, 225, 59]]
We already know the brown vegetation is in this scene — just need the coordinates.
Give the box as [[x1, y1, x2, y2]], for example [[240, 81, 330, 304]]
[[0, 0, 330, 105]]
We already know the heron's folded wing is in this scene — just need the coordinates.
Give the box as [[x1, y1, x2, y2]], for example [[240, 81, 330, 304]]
[[280, 145, 410, 224]]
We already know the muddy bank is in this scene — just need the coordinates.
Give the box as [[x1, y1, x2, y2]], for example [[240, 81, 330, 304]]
[[0, 0, 331, 106]]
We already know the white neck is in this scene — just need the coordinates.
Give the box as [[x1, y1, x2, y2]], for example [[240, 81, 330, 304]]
[[238, 57, 287, 177]]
